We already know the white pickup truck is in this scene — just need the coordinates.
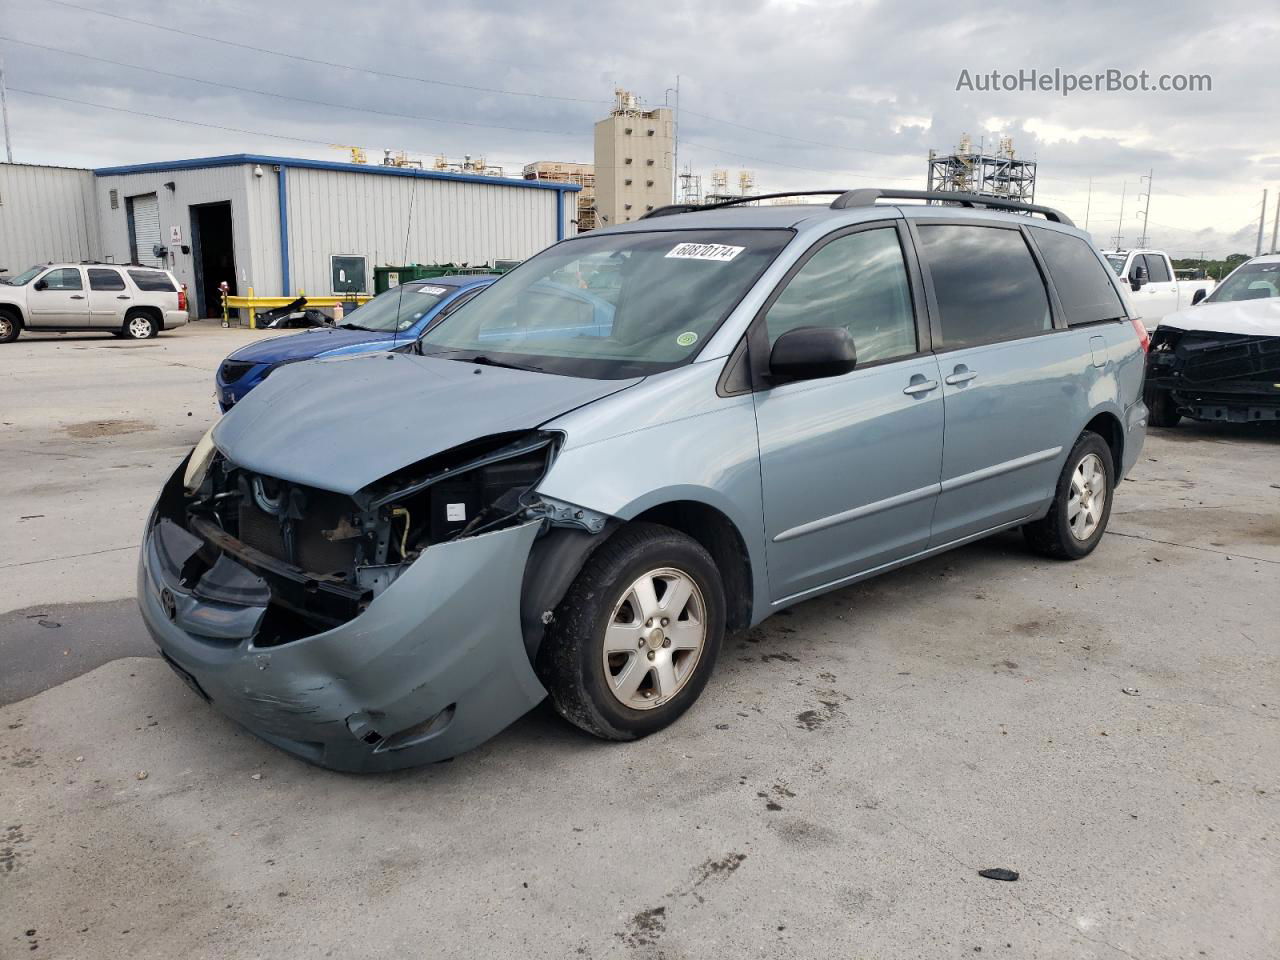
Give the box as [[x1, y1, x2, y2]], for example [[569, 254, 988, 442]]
[[1102, 249, 1216, 330]]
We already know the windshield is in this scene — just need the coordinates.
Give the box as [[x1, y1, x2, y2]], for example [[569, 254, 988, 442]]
[[4, 266, 44, 286], [419, 228, 792, 379], [1104, 254, 1127, 276], [1205, 261, 1280, 303], [340, 282, 455, 332]]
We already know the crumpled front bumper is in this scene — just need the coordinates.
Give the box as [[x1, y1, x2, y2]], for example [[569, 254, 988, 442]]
[[137, 516, 548, 773]]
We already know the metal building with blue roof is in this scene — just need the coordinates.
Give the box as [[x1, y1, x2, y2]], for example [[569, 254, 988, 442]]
[[0, 154, 580, 319]]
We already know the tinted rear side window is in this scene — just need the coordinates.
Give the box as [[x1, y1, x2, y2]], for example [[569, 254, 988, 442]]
[[88, 268, 126, 291], [1144, 254, 1172, 283], [1031, 229, 1126, 326], [128, 270, 176, 292], [917, 224, 1051, 349]]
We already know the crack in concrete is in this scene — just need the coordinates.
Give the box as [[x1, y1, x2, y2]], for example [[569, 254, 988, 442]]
[[1106, 529, 1279, 565], [0, 544, 138, 570]]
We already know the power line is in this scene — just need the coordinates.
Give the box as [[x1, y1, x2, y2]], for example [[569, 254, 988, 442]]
[[0, 35, 583, 138], [38, 0, 610, 106], [7, 86, 463, 153]]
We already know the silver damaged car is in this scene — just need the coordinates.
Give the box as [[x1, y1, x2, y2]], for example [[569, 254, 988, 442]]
[[137, 189, 1149, 771]]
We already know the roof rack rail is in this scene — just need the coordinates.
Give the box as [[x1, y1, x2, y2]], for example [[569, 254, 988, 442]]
[[640, 190, 849, 219], [829, 188, 1073, 225]]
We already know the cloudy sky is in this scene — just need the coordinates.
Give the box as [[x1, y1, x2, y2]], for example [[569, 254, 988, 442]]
[[3, 0, 1277, 256]]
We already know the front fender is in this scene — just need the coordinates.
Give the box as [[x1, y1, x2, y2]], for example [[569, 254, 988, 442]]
[[537, 397, 770, 624]]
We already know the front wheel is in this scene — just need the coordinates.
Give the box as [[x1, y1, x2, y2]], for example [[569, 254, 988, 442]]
[[0, 312, 20, 344], [1023, 431, 1115, 560], [123, 313, 155, 340], [1145, 385, 1181, 428], [537, 522, 725, 741]]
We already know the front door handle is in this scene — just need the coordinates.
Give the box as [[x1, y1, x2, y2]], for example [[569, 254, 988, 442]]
[[116, 295, 131, 300], [903, 377, 939, 396], [69, 294, 85, 300], [945, 365, 977, 385]]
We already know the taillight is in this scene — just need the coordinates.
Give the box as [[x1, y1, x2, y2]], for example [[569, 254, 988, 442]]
[[1130, 316, 1149, 353], [178, 285, 188, 311]]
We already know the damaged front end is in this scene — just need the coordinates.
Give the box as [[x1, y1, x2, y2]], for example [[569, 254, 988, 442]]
[[138, 429, 607, 772], [1146, 326, 1280, 423]]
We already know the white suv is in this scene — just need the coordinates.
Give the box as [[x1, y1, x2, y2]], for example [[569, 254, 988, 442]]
[[0, 263, 190, 343]]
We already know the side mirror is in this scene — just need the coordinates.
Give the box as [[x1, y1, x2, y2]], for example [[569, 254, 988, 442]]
[[768, 326, 857, 383], [1191, 288, 1208, 306], [1130, 264, 1148, 292], [33, 278, 47, 291]]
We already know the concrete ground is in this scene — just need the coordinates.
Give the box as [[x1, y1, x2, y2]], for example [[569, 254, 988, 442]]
[[1, 324, 1277, 959]]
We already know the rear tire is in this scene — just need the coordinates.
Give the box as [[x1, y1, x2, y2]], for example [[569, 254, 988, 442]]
[[537, 522, 725, 741], [123, 311, 155, 340], [1145, 385, 1181, 428], [0, 310, 20, 344], [1023, 431, 1114, 561]]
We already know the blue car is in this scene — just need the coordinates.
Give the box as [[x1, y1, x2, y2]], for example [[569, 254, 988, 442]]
[[215, 275, 496, 411]]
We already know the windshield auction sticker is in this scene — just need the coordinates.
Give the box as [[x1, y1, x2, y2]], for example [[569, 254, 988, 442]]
[[417, 285, 449, 295], [665, 242, 745, 262]]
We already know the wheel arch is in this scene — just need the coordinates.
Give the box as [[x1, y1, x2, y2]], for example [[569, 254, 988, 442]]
[[626, 499, 754, 634], [1082, 408, 1124, 479], [0, 302, 25, 327], [520, 492, 760, 664], [125, 305, 164, 332]]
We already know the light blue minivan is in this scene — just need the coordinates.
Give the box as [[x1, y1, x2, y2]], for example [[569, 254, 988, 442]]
[[139, 188, 1148, 771]]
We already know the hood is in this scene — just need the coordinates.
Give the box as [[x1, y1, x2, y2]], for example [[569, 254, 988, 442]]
[[212, 352, 640, 494], [226, 327, 403, 365], [1160, 299, 1280, 338]]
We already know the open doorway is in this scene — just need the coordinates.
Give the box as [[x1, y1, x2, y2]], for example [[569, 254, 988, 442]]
[[190, 202, 237, 318]]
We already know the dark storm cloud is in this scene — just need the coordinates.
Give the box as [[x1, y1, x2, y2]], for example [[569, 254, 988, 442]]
[[2, 0, 1276, 254]]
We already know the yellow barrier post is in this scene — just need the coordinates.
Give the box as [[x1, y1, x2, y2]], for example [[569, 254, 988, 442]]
[[247, 286, 256, 330]]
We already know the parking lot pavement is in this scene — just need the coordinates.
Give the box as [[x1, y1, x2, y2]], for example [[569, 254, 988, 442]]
[[2, 334, 1278, 958], [1, 323, 264, 616]]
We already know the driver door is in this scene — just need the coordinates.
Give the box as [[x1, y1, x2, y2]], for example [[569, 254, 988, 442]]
[[28, 268, 89, 327], [750, 222, 944, 603]]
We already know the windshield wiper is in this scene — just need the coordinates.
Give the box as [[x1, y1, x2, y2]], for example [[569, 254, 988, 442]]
[[338, 323, 374, 331], [450, 354, 544, 373]]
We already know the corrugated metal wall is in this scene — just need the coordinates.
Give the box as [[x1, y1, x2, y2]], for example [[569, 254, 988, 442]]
[[93, 165, 262, 305], [284, 167, 568, 295], [0, 163, 100, 274], [7, 158, 576, 300]]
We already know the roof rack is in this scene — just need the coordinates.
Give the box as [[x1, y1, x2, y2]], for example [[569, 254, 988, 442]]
[[830, 188, 1073, 225], [640, 191, 848, 219], [640, 188, 1073, 226]]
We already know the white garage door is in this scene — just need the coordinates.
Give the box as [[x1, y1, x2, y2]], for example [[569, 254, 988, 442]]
[[129, 193, 162, 267]]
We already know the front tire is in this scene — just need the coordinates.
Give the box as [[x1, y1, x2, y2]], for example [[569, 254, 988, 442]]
[[123, 312, 156, 340], [1023, 431, 1115, 560], [1145, 384, 1181, 428], [537, 522, 725, 741]]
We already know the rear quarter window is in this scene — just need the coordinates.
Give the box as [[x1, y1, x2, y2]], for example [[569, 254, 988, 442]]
[[1030, 228, 1127, 327], [128, 270, 177, 292]]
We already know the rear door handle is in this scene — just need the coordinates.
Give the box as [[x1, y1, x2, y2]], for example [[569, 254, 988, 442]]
[[116, 295, 131, 300], [69, 294, 85, 300], [903, 378, 939, 396], [945, 366, 977, 385]]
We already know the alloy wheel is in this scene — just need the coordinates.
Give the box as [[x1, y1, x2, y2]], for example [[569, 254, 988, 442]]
[[128, 317, 152, 339], [1067, 452, 1107, 541], [601, 567, 707, 710]]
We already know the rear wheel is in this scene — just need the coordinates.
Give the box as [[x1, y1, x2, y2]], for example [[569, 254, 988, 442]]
[[537, 522, 725, 741], [1023, 431, 1114, 560], [0, 311, 20, 344], [123, 312, 155, 340]]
